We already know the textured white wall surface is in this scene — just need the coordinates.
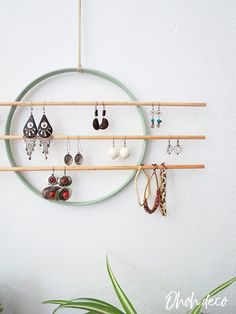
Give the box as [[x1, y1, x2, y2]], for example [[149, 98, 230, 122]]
[[0, 0, 236, 313]]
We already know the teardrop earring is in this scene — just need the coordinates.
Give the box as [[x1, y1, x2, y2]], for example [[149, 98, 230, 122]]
[[174, 138, 183, 155], [23, 105, 38, 160], [108, 138, 119, 159], [75, 136, 84, 165], [166, 138, 173, 155], [64, 137, 73, 165], [38, 105, 53, 159], [100, 104, 109, 130], [120, 137, 131, 159]]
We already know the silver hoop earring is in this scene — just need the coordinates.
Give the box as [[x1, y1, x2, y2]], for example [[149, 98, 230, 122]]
[[166, 139, 173, 155], [174, 139, 183, 155]]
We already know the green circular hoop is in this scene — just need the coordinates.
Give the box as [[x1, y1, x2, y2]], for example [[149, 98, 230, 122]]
[[5, 68, 147, 206]]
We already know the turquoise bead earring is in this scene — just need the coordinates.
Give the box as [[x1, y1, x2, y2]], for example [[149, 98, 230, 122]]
[[156, 103, 162, 128]]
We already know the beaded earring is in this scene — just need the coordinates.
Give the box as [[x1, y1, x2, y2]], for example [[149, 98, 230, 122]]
[[156, 103, 162, 128]]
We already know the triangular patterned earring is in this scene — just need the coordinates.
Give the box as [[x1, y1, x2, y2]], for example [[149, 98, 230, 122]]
[[23, 105, 37, 160], [38, 105, 53, 159]]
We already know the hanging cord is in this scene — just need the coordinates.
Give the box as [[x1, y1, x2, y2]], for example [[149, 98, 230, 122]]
[[77, 0, 83, 72]]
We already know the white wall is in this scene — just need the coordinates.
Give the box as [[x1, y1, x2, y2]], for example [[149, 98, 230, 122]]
[[0, 0, 236, 313]]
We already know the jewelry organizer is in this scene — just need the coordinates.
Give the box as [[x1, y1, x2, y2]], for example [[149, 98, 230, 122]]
[[0, 1, 207, 209]]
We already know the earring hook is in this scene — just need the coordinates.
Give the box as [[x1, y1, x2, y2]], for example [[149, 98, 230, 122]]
[[124, 136, 127, 147], [66, 136, 71, 153]]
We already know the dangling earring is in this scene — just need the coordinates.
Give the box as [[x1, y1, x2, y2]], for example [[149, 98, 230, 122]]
[[134, 165, 151, 206], [166, 138, 173, 155], [108, 137, 119, 159], [150, 103, 156, 128], [143, 164, 161, 214], [156, 103, 162, 128], [100, 104, 109, 130], [75, 136, 84, 165], [38, 105, 53, 159], [92, 103, 99, 130], [160, 163, 167, 216], [64, 137, 73, 165], [174, 138, 183, 155], [58, 168, 72, 201], [42, 168, 60, 200], [120, 137, 131, 159], [23, 104, 37, 160]]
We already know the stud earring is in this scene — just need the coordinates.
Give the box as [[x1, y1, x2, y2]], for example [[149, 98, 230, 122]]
[[38, 105, 53, 159], [100, 104, 109, 130], [156, 103, 162, 128], [174, 138, 183, 155], [166, 138, 173, 155], [42, 168, 60, 200], [92, 103, 99, 130], [108, 138, 119, 159], [75, 136, 84, 165], [23, 105, 37, 160], [150, 103, 156, 128], [64, 137, 73, 165], [120, 137, 131, 159]]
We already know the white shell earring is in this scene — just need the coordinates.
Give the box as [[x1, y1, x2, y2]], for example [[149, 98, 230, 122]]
[[120, 137, 130, 159], [108, 138, 119, 159]]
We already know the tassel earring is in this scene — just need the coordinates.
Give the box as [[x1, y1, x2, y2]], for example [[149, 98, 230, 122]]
[[38, 105, 53, 159], [23, 105, 37, 160]]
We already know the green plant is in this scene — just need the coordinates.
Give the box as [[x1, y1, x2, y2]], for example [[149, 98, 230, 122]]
[[0, 304, 3, 312], [43, 258, 236, 314]]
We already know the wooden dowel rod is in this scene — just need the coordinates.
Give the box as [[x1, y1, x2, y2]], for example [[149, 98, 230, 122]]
[[0, 135, 206, 140], [0, 101, 207, 107], [0, 164, 205, 172]]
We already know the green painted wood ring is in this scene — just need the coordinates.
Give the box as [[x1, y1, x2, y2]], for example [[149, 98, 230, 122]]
[[5, 68, 147, 206]]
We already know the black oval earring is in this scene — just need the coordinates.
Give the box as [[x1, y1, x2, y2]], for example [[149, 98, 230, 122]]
[[92, 103, 100, 130], [100, 104, 109, 130]]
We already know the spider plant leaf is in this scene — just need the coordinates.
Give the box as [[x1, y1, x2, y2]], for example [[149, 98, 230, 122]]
[[191, 277, 236, 314], [106, 257, 138, 314], [43, 298, 125, 314]]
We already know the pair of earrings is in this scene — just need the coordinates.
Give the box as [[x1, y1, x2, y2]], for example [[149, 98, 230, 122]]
[[108, 138, 131, 159], [42, 169, 72, 201], [64, 138, 83, 166], [23, 106, 53, 160], [93, 104, 109, 130], [166, 139, 183, 155], [150, 104, 162, 128]]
